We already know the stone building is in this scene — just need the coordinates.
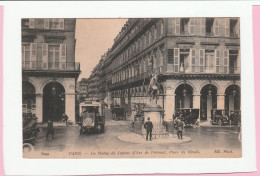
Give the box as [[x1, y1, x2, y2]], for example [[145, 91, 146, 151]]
[[22, 18, 81, 123], [77, 78, 89, 103], [102, 18, 240, 123]]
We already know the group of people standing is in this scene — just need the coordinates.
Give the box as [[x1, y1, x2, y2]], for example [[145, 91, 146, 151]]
[[143, 116, 185, 141], [45, 113, 69, 140]]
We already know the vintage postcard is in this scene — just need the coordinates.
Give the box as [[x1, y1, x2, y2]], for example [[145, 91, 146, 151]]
[[22, 17, 242, 158]]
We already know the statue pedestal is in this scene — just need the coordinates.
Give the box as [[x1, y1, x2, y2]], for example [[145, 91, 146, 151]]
[[142, 104, 169, 139]]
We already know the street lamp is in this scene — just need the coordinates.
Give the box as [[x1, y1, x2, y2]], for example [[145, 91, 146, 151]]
[[208, 85, 212, 96], [232, 80, 237, 97], [183, 83, 187, 97], [208, 80, 212, 96]]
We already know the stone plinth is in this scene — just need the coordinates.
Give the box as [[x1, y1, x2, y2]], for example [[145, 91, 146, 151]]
[[142, 104, 169, 139]]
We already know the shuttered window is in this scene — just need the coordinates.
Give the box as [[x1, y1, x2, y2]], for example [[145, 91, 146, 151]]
[[190, 49, 196, 72], [29, 19, 35, 29], [174, 48, 179, 72], [175, 18, 180, 35], [167, 49, 174, 64], [42, 43, 48, 69], [59, 19, 64, 29], [161, 21, 164, 36], [189, 18, 195, 35], [224, 50, 229, 73], [215, 50, 220, 73], [60, 44, 66, 69], [214, 19, 219, 36], [44, 19, 49, 29], [30, 43, 37, 69], [201, 18, 206, 36], [225, 18, 230, 37], [199, 49, 205, 72]]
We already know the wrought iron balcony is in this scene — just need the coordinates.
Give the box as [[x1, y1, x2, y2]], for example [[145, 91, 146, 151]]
[[165, 65, 240, 74], [22, 61, 80, 71], [110, 65, 240, 88]]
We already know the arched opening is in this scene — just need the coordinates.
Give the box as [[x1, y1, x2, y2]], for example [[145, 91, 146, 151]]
[[175, 84, 193, 110], [22, 81, 36, 116], [225, 84, 240, 111], [200, 84, 217, 121], [43, 82, 65, 122]]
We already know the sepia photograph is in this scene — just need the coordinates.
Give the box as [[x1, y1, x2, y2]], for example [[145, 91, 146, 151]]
[[21, 18, 241, 158]]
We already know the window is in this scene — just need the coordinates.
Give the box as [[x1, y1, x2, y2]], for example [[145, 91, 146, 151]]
[[179, 49, 190, 72], [199, 49, 205, 72], [206, 18, 214, 36], [49, 19, 64, 30], [190, 49, 196, 72], [167, 49, 174, 64], [22, 44, 31, 68], [175, 18, 180, 35], [224, 50, 229, 73], [160, 21, 164, 36], [180, 18, 189, 35], [29, 19, 35, 29], [48, 45, 60, 69], [215, 50, 220, 73], [189, 18, 195, 35], [229, 50, 238, 73], [44, 19, 49, 29], [22, 43, 37, 69], [230, 19, 239, 37], [22, 19, 29, 28], [205, 50, 215, 73]]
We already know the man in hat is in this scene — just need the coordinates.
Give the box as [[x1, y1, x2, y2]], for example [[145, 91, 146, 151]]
[[144, 117, 153, 141], [176, 117, 184, 140], [46, 120, 54, 140], [62, 113, 69, 126]]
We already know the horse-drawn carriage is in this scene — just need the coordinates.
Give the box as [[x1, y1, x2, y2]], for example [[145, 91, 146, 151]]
[[174, 108, 200, 126]]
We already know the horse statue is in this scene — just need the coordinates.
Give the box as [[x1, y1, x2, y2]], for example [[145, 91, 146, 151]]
[[147, 73, 161, 104]]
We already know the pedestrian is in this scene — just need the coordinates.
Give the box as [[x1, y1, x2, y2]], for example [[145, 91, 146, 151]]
[[176, 117, 184, 140], [62, 113, 69, 126], [46, 120, 54, 140], [144, 117, 153, 141]]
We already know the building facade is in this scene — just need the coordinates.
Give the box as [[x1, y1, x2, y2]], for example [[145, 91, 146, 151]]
[[77, 78, 89, 103], [100, 18, 240, 123], [22, 18, 81, 123]]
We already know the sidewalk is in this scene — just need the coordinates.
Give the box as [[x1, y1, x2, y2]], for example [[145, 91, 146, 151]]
[[117, 133, 191, 144]]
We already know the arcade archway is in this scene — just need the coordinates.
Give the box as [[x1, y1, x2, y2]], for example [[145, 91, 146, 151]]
[[22, 81, 36, 116], [175, 84, 193, 110], [43, 82, 65, 122], [200, 84, 217, 121], [225, 85, 240, 111]]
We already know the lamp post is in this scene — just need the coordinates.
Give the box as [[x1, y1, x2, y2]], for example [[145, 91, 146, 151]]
[[208, 80, 212, 96], [232, 80, 237, 97]]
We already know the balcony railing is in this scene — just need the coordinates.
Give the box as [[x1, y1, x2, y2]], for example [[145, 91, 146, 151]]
[[165, 65, 240, 74], [22, 61, 80, 71], [110, 65, 240, 88]]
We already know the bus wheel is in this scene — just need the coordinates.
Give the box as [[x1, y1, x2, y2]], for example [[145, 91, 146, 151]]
[[23, 143, 34, 153]]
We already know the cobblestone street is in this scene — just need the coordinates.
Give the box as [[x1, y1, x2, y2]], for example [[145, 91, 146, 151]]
[[33, 115, 241, 153]]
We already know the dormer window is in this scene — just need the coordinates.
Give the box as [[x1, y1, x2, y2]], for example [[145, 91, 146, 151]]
[[230, 19, 239, 37], [180, 18, 189, 35], [206, 18, 214, 36]]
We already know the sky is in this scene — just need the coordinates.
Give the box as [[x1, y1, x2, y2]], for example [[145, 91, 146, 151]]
[[75, 19, 128, 80]]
